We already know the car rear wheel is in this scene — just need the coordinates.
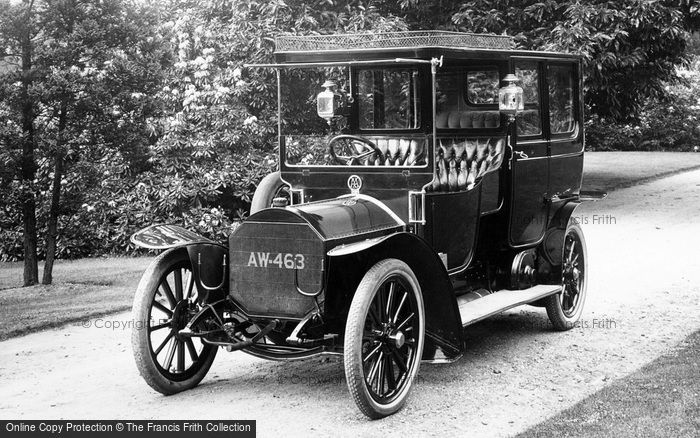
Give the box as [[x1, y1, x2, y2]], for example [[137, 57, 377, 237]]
[[132, 249, 218, 395], [344, 259, 425, 419], [545, 222, 588, 330]]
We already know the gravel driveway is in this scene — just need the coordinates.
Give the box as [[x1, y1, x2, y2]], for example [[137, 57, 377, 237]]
[[1, 169, 699, 437]]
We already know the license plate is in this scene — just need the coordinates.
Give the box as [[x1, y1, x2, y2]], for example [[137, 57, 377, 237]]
[[247, 252, 305, 269]]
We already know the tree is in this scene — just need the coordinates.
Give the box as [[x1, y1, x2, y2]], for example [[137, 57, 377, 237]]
[[0, 0, 40, 285], [393, 0, 694, 121], [0, 0, 168, 283], [2, 0, 699, 271], [121, 0, 409, 241]]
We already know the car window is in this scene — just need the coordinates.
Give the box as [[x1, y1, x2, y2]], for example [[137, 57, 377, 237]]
[[358, 68, 421, 130], [548, 64, 576, 134], [436, 71, 462, 112], [279, 67, 345, 136], [435, 67, 501, 130], [515, 62, 541, 136], [466, 69, 499, 105]]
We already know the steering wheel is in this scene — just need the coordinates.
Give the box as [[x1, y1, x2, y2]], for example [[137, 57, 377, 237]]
[[328, 135, 382, 165]]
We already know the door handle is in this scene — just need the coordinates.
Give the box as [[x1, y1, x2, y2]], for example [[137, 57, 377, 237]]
[[513, 150, 529, 159], [507, 136, 529, 162]]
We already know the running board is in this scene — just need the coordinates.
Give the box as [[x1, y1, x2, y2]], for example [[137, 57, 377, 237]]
[[458, 284, 561, 327]]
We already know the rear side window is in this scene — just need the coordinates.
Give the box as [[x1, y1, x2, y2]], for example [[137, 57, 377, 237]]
[[466, 69, 499, 105], [515, 62, 541, 136], [434, 66, 502, 130], [548, 64, 576, 134]]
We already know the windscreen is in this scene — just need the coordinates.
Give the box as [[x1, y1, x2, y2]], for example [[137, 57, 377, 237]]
[[280, 66, 426, 168], [281, 67, 345, 166], [357, 68, 421, 130]]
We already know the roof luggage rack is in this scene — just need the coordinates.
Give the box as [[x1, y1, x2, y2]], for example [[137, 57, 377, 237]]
[[275, 30, 515, 53]]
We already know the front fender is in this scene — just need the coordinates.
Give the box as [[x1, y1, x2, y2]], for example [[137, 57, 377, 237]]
[[132, 225, 227, 303], [130, 224, 214, 249], [326, 232, 463, 357]]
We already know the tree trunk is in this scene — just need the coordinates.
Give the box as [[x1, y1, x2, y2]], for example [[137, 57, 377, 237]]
[[42, 103, 67, 285], [20, 14, 38, 287]]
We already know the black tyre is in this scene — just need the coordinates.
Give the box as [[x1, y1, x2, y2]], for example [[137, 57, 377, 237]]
[[545, 222, 588, 331], [132, 249, 217, 395], [344, 259, 425, 419], [250, 171, 290, 214]]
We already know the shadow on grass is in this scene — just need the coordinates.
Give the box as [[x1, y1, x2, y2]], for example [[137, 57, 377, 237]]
[[516, 329, 700, 438]]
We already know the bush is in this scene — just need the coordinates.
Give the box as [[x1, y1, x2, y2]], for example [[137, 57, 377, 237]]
[[586, 61, 700, 151]]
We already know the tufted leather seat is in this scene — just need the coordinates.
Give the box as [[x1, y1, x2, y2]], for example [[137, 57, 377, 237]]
[[429, 137, 505, 192], [436, 110, 501, 129], [285, 136, 427, 166], [362, 137, 427, 166]]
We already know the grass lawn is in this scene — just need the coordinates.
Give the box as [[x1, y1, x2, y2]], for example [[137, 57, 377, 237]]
[[0, 257, 150, 340], [583, 151, 700, 192], [517, 329, 700, 437]]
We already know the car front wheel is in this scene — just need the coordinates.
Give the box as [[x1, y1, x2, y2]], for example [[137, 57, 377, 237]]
[[131, 249, 218, 395], [344, 259, 425, 419]]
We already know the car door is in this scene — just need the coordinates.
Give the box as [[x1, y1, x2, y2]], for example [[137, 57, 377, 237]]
[[547, 60, 584, 198], [508, 59, 549, 247]]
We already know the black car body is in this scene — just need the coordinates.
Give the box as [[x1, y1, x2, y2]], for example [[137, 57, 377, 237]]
[[130, 31, 605, 418]]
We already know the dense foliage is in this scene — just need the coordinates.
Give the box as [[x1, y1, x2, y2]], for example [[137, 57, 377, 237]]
[[1, 0, 700, 278], [586, 60, 700, 151], [395, 0, 697, 120], [0, 0, 170, 281]]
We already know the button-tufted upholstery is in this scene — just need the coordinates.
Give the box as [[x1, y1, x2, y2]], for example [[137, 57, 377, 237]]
[[284, 135, 502, 189], [436, 110, 501, 129], [284, 135, 427, 166], [429, 137, 505, 192], [363, 137, 427, 166]]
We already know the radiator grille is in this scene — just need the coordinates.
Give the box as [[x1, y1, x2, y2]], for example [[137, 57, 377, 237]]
[[229, 221, 324, 319]]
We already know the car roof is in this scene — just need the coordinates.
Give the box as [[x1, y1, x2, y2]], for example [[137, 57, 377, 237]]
[[273, 31, 580, 64]]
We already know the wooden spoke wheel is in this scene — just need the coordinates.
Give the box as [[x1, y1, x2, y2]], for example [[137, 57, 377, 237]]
[[344, 259, 425, 419], [131, 249, 217, 394], [545, 222, 588, 330]]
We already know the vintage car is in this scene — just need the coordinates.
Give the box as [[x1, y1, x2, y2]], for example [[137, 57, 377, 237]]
[[130, 31, 605, 418]]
